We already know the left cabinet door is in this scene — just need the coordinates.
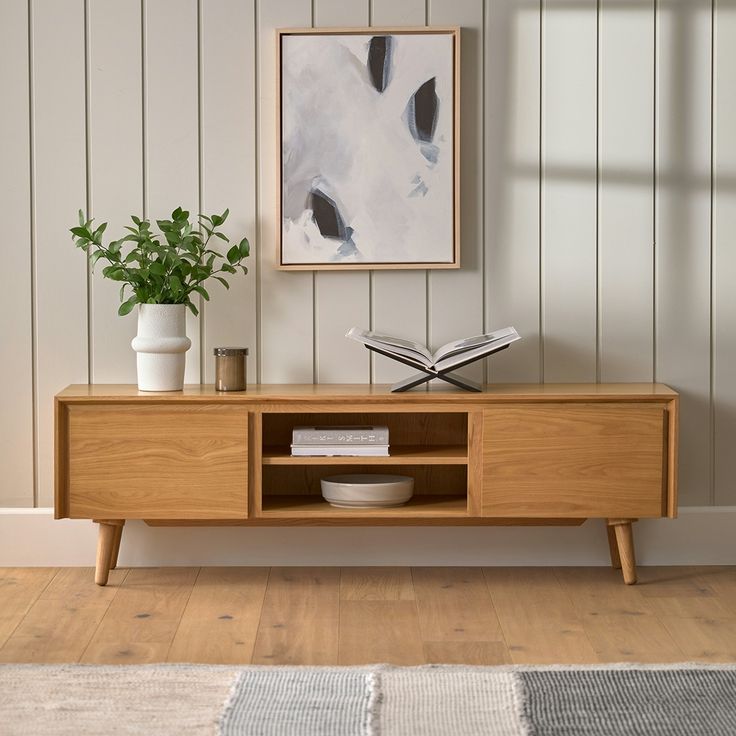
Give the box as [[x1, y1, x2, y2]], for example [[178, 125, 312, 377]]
[[62, 403, 249, 519]]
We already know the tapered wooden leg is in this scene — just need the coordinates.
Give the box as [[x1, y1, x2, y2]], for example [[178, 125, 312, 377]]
[[606, 524, 622, 569], [94, 520, 124, 586], [109, 521, 125, 570], [607, 519, 637, 585]]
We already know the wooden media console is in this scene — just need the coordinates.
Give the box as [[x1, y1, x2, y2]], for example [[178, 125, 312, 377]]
[[54, 383, 678, 586]]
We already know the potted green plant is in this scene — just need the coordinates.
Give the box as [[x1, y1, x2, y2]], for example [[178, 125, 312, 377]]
[[70, 207, 250, 391]]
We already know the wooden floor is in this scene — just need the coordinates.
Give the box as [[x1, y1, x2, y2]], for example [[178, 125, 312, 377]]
[[1, 566, 735, 665]]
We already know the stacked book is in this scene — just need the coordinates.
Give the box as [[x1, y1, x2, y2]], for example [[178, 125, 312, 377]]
[[291, 425, 389, 457]]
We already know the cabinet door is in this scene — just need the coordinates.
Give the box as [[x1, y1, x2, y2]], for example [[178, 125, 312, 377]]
[[65, 404, 248, 519], [482, 404, 667, 518]]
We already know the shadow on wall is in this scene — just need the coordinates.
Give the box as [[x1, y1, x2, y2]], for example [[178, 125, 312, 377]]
[[485, 0, 732, 362]]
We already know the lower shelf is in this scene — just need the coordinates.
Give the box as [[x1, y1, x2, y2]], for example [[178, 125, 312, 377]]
[[260, 494, 469, 518]]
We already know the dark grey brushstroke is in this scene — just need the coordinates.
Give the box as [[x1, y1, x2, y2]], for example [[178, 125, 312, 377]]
[[309, 188, 346, 240], [368, 36, 393, 92], [308, 187, 361, 260], [407, 77, 438, 143]]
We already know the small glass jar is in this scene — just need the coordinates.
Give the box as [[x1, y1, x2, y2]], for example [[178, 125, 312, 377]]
[[213, 347, 248, 391]]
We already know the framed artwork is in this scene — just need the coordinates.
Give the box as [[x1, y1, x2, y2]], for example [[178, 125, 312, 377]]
[[277, 27, 460, 270]]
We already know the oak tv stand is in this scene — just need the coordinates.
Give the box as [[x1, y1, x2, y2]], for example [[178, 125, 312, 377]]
[[55, 383, 678, 587]]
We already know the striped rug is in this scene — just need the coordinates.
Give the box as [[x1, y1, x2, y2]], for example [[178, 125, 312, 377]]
[[1, 663, 735, 735]]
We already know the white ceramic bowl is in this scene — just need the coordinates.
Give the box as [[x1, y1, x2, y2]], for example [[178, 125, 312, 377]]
[[320, 474, 414, 508]]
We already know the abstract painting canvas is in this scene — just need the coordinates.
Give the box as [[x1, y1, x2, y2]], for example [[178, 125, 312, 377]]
[[278, 28, 459, 269]]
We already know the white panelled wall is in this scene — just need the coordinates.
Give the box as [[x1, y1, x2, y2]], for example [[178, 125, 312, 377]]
[[1, 0, 735, 511]]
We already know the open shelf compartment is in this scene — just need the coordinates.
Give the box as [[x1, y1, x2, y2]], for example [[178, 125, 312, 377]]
[[260, 463, 469, 517], [261, 412, 468, 455], [258, 411, 471, 518]]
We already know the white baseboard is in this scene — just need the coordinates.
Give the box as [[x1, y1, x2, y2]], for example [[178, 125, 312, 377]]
[[1, 507, 735, 566]]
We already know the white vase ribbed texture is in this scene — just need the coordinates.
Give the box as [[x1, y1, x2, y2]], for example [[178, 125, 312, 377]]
[[131, 304, 191, 391]]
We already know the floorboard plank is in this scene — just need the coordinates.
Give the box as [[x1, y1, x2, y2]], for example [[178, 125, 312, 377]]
[[423, 641, 511, 665], [695, 567, 736, 613], [167, 567, 269, 664], [660, 615, 736, 662], [555, 567, 655, 618], [581, 613, 685, 662], [0, 568, 126, 663], [412, 567, 504, 642], [252, 567, 340, 665], [80, 567, 199, 664], [0, 568, 58, 649], [340, 567, 414, 601], [339, 600, 424, 665], [483, 567, 599, 664]]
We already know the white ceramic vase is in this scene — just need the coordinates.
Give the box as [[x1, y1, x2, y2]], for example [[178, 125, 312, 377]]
[[131, 304, 191, 391]]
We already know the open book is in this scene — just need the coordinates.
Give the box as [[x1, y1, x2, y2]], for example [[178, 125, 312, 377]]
[[345, 326, 521, 373]]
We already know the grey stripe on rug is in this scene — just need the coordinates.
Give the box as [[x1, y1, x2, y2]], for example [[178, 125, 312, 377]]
[[2, 663, 736, 735], [219, 668, 374, 736], [521, 668, 736, 736]]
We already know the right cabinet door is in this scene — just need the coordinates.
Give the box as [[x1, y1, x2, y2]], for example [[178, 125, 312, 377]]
[[482, 403, 667, 518]]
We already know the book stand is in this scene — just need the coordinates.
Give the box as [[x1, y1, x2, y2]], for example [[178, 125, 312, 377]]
[[363, 344, 511, 393]]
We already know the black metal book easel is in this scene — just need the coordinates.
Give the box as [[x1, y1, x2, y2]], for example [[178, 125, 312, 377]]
[[364, 343, 510, 393]]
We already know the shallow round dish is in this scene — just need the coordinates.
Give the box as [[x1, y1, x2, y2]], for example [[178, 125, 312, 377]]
[[320, 474, 414, 508]]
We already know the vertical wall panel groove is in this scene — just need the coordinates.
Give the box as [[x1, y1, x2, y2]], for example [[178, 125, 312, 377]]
[[541, 0, 598, 383], [0, 0, 34, 506], [144, 0, 201, 384], [428, 0, 485, 385], [656, 0, 713, 505], [598, 0, 655, 382], [713, 0, 736, 505], [257, 0, 314, 383], [197, 0, 205, 382], [313, 0, 371, 383], [485, 0, 541, 383], [370, 0, 429, 385], [200, 0, 258, 384], [32, 0, 89, 507], [88, 0, 143, 384]]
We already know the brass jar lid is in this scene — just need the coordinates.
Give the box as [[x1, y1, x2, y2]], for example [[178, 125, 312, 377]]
[[213, 347, 249, 357]]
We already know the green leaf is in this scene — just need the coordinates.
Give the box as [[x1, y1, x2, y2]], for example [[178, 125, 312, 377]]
[[118, 296, 137, 316], [214, 231, 229, 242], [226, 245, 240, 265], [192, 285, 210, 301], [170, 274, 182, 296], [70, 226, 90, 239], [186, 300, 199, 316], [214, 276, 230, 289], [149, 261, 166, 276], [90, 251, 106, 267], [92, 222, 108, 241], [131, 215, 142, 226], [78, 209, 86, 226], [238, 237, 250, 258]]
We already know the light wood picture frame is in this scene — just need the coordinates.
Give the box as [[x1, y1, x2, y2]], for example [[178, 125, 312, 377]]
[[276, 27, 460, 271]]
